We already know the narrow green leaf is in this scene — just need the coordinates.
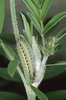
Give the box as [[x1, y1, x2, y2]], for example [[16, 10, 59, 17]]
[[40, 0, 52, 20], [22, 0, 39, 20], [45, 62, 66, 79], [0, 68, 21, 82], [27, 12, 41, 34], [46, 90, 66, 100], [43, 11, 66, 35], [0, 0, 4, 33], [39, 0, 45, 6], [31, 85, 48, 100], [41, 0, 45, 6], [8, 59, 19, 77], [46, 61, 66, 66], [21, 13, 32, 45], [0, 40, 17, 61], [32, 0, 39, 7], [56, 28, 66, 42], [0, 91, 26, 100]]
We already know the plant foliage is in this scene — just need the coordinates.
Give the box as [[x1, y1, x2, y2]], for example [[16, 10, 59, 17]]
[[0, 0, 66, 100]]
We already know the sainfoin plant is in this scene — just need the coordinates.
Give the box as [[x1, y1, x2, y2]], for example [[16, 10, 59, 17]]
[[0, 0, 66, 100]]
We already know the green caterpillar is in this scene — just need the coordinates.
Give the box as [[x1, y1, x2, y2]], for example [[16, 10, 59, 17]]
[[17, 38, 34, 84]]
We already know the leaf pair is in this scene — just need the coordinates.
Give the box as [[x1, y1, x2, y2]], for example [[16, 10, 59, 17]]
[[22, 0, 66, 42], [43, 11, 66, 35], [32, 0, 39, 7], [40, 0, 52, 21], [22, 0, 39, 20], [27, 12, 41, 34]]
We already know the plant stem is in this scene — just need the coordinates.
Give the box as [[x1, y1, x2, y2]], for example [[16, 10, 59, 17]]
[[17, 67, 36, 100], [10, 0, 36, 99], [26, 85, 36, 100], [10, 0, 20, 41]]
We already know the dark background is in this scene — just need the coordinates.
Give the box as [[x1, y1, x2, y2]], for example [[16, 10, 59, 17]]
[[0, 0, 66, 97]]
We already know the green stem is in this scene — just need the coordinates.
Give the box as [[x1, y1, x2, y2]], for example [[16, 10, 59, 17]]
[[17, 67, 36, 100], [17, 67, 27, 87], [10, 0, 20, 41], [40, 21, 44, 33], [27, 87, 36, 100], [10, 0, 36, 99]]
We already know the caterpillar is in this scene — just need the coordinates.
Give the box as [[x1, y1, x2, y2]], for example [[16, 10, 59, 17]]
[[17, 39, 34, 84]]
